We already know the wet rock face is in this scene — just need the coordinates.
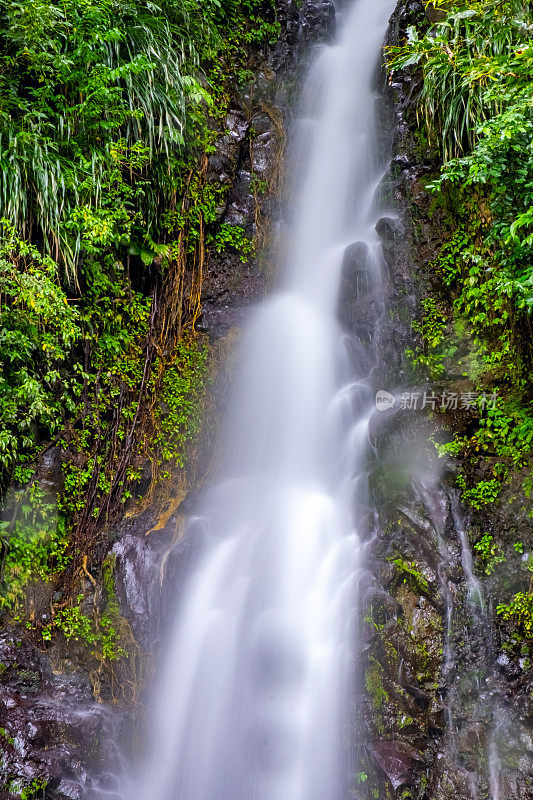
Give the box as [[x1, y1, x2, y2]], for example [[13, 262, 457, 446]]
[[200, 99, 283, 331], [0, 631, 121, 799], [375, 215, 404, 272], [337, 241, 383, 337], [200, 0, 339, 339], [358, 467, 451, 798], [201, 107, 261, 316], [358, 462, 533, 799], [111, 526, 168, 652], [301, 1, 336, 43], [207, 110, 249, 190], [352, 2, 533, 797], [368, 740, 424, 790], [0, 501, 199, 798], [38, 447, 64, 499], [340, 243, 372, 302], [110, 505, 203, 653]]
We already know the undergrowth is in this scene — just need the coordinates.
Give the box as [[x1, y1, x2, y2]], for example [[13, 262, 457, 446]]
[[0, 0, 283, 662], [389, 0, 533, 642]]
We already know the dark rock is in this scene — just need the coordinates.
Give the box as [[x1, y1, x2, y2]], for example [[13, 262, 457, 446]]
[[367, 740, 424, 789], [202, 248, 264, 308], [391, 153, 411, 171], [337, 241, 388, 339], [425, 3, 448, 22], [250, 110, 274, 137], [112, 530, 169, 650], [338, 242, 371, 322], [342, 242, 370, 286], [196, 306, 248, 339], [399, 673, 432, 709], [224, 171, 256, 228], [52, 780, 84, 799], [0, 630, 120, 797], [428, 703, 446, 732], [207, 109, 248, 190], [301, 1, 336, 43], [39, 446, 64, 496], [252, 131, 276, 178], [375, 215, 404, 244]]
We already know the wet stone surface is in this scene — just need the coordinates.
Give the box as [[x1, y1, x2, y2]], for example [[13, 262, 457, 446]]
[[352, 2, 533, 798], [0, 630, 122, 799]]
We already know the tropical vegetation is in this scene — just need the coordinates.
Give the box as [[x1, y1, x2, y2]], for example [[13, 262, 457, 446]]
[[0, 0, 280, 649], [389, 0, 533, 641]]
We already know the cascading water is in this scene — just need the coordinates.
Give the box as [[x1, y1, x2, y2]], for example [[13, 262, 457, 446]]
[[131, 1, 396, 798]]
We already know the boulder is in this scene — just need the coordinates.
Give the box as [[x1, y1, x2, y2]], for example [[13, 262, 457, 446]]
[[375, 215, 404, 244], [367, 740, 424, 789]]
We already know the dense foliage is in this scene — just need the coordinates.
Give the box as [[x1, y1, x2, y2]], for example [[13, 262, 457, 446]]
[[390, 0, 533, 640], [0, 0, 280, 645], [391, 0, 533, 490], [0, 0, 279, 277]]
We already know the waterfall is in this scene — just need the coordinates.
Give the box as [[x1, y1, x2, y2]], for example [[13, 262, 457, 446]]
[[131, 1, 396, 797]]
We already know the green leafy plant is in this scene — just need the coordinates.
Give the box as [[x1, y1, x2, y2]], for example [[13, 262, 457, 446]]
[[406, 297, 449, 376], [473, 533, 506, 575], [43, 590, 126, 662], [11, 778, 47, 800], [458, 475, 502, 509], [0, 0, 220, 277], [390, 556, 430, 595], [0, 483, 70, 610], [497, 591, 533, 634], [0, 221, 80, 477], [210, 223, 255, 262]]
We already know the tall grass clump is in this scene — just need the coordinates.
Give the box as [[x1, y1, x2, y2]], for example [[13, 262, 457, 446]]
[[0, 0, 218, 280], [390, 0, 533, 159], [390, 0, 533, 322]]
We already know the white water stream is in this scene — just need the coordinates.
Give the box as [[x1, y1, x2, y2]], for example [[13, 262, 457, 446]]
[[133, 1, 396, 797]]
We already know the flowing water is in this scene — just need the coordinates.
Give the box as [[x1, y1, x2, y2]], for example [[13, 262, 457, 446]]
[[132, 1, 396, 797]]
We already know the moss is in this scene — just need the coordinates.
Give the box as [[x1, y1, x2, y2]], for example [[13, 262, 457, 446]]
[[0, 727, 14, 746], [396, 584, 444, 688], [365, 656, 389, 711], [390, 556, 430, 597]]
